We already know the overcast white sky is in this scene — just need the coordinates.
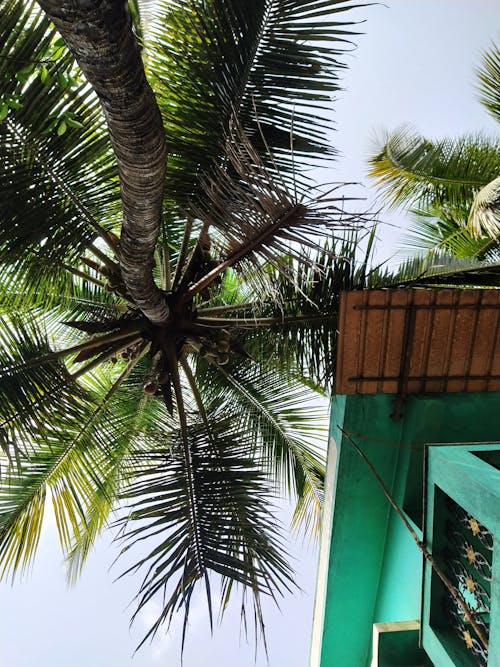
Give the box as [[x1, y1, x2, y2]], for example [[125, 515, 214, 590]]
[[1, 2, 500, 667]]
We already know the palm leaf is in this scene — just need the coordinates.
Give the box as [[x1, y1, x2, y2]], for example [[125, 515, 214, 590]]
[[223, 233, 372, 390], [467, 176, 500, 239], [181, 123, 363, 299], [477, 41, 500, 125], [145, 0, 361, 216], [66, 363, 173, 580], [368, 127, 500, 212], [0, 349, 169, 581], [382, 252, 500, 288], [0, 313, 94, 460], [118, 406, 293, 650], [194, 356, 326, 535], [403, 205, 500, 260], [0, 1, 120, 293]]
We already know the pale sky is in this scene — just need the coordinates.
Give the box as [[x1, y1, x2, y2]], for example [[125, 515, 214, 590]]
[[1, 2, 500, 667]]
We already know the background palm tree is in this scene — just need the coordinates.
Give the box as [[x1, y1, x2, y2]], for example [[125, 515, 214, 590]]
[[2, 0, 500, 653], [368, 42, 500, 259]]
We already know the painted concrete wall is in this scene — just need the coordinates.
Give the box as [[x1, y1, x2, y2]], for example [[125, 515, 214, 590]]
[[373, 509, 422, 624], [315, 392, 500, 667]]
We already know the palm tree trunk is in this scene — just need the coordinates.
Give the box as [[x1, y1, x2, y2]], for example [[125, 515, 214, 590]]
[[36, 0, 169, 325]]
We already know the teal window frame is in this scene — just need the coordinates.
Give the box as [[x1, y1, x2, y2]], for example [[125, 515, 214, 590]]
[[422, 443, 500, 667]]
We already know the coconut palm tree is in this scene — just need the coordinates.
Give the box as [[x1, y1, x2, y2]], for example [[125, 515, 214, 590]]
[[3, 0, 500, 652], [0, 0, 370, 647], [368, 42, 500, 259]]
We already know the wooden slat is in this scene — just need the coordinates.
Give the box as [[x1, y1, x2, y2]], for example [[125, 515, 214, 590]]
[[381, 290, 408, 393], [445, 290, 477, 393], [424, 289, 457, 393], [335, 290, 362, 393], [406, 290, 433, 394], [359, 290, 388, 393]]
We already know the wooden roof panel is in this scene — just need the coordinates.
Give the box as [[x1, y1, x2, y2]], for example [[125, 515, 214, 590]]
[[335, 289, 500, 396]]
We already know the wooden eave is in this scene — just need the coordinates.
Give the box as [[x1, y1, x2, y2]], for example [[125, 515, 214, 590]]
[[335, 289, 500, 405]]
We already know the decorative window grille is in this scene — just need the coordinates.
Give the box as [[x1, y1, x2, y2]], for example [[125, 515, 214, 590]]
[[439, 495, 492, 666]]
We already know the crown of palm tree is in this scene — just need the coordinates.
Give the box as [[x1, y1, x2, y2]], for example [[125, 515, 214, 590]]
[[368, 41, 500, 259]]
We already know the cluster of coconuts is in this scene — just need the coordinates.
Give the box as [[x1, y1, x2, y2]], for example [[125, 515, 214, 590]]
[[142, 350, 171, 396], [141, 330, 232, 396], [188, 328, 231, 366], [143, 370, 170, 396], [111, 341, 143, 363]]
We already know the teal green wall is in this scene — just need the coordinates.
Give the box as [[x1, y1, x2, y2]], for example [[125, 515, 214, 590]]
[[373, 510, 421, 623], [320, 394, 404, 667], [318, 392, 500, 667]]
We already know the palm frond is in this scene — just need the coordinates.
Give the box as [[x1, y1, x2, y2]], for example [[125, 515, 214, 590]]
[[468, 176, 500, 239], [382, 251, 500, 288], [0, 365, 98, 578], [220, 233, 373, 390], [403, 205, 500, 260], [0, 313, 93, 461], [181, 123, 364, 300], [0, 1, 120, 286], [368, 127, 500, 212], [66, 364, 172, 581], [0, 346, 171, 582], [118, 406, 293, 651], [477, 41, 500, 125], [144, 0, 361, 215], [195, 356, 326, 533]]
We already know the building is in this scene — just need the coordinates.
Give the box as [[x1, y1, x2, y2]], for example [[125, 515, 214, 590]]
[[310, 288, 500, 667]]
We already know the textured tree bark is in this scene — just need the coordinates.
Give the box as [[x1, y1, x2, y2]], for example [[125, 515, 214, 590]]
[[37, 0, 169, 324]]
